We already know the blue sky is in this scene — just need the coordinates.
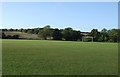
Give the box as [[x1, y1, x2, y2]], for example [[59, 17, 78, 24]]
[[1, 2, 118, 32]]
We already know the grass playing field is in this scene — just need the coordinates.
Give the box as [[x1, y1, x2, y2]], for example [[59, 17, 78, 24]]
[[0, 40, 2, 76], [2, 39, 118, 75]]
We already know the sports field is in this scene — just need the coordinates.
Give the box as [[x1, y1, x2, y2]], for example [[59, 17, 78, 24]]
[[0, 40, 2, 76], [2, 39, 118, 75]]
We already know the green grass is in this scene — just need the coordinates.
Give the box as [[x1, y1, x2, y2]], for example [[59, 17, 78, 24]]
[[2, 39, 118, 75], [0, 39, 2, 76]]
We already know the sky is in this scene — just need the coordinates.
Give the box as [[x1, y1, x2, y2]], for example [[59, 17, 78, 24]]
[[0, 0, 119, 2], [1, 2, 118, 32]]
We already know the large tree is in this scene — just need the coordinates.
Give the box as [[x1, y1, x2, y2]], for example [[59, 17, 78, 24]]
[[2, 32, 6, 39], [107, 29, 118, 42], [62, 27, 81, 41], [38, 25, 52, 40], [52, 28, 62, 40], [71, 30, 81, 41], [62, 27, 73, 41], [98, 28, 108, 42], [90, 29, 100, 41]]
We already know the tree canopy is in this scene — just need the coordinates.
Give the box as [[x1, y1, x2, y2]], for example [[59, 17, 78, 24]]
[[1, 25, 119, 43]]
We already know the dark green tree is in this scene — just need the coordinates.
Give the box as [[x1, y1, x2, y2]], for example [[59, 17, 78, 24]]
[[62, 27, 81, 41], [20, 28, 24, 32], [90, 29, 100, 41], [98, 28, 108, 42], [34, 28, 39, 34], [107, 29, 118, 42], [52, 28, 62, 40], [9, 28, 14, 31], [71, 30, 81, 41], [12, 35, 19, 39], [62, 27, 73, 41], [2, 32, 6, 39], [38, 25, 52, 40]]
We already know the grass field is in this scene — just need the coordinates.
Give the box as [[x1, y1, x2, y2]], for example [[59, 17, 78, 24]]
[[0, 40, 2, 76], [2, 39, 118, 75]]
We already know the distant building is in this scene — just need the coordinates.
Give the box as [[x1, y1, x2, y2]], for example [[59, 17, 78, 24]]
[[81, 32, 93, 42], [81, 32, 90, 36]]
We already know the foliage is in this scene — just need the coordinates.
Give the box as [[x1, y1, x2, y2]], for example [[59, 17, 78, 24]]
[[107, 29, 119, 42], [2, 32, 6, 39], [89, 29, 100, 42], [52, 28, 62, 40], [2, 32, 19, 39], [62, 27, 73, 41], [1, 26, 119, 42], [98, 28, 108, 42], [62, 27, 81, 41], [38, 25, 52, 40]]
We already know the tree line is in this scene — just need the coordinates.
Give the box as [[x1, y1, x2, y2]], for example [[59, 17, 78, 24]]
[[1, 25, 120, 42], [2, 32, 19, 39]]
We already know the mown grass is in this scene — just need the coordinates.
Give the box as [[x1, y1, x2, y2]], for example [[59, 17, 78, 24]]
[[2, 39, 118, 75], [0, 39, 2, 76]]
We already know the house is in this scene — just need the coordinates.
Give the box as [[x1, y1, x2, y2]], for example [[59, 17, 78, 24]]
[[81, 32, 93, 42]]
